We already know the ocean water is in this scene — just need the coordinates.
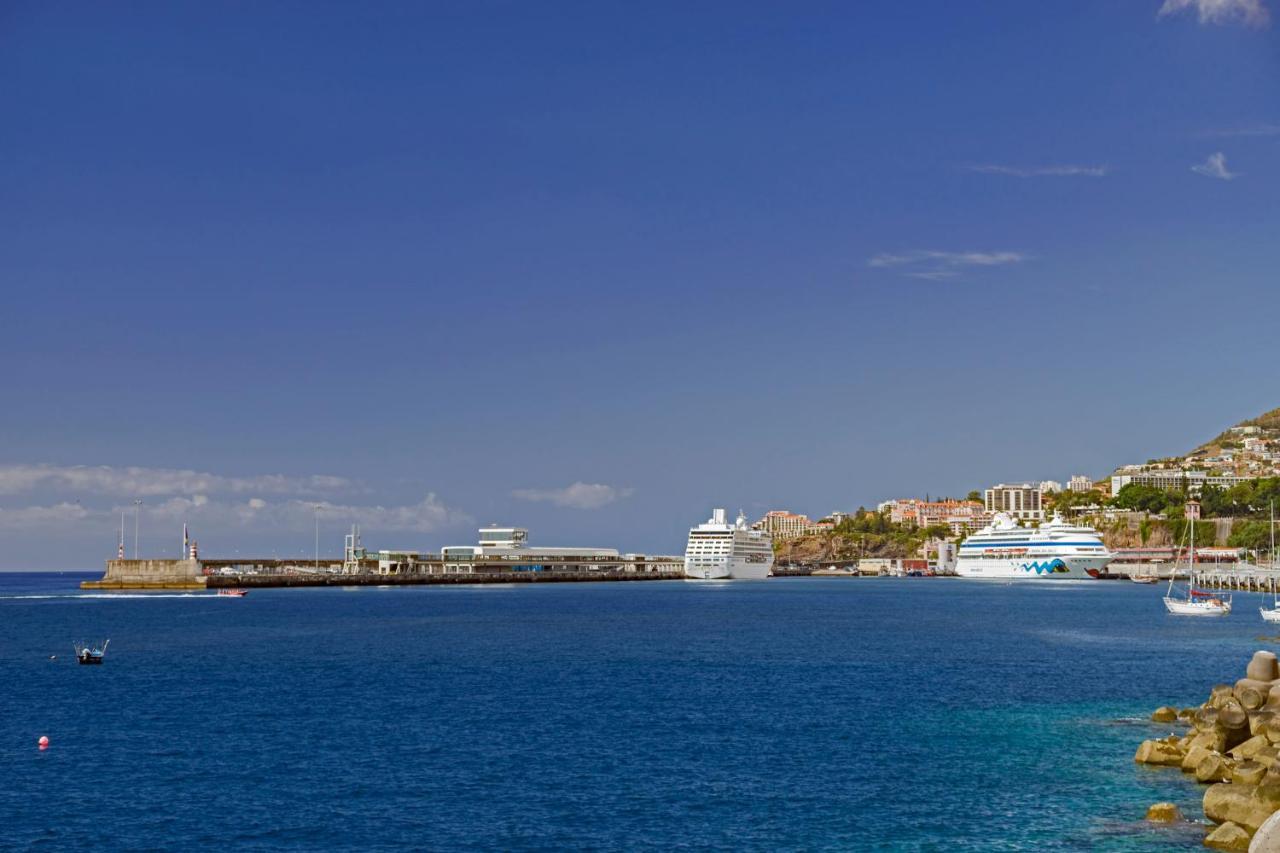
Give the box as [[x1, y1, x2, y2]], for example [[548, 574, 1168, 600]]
[[1, 573, 1271, 850]]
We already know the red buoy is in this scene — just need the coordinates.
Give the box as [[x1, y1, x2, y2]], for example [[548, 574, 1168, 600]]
[[37, 736, 49, 749]]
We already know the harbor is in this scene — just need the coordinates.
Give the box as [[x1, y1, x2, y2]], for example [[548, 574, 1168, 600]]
[[82, 524, 686, 590]]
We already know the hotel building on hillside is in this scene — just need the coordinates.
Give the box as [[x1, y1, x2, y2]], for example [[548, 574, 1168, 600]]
[[984, 483, 1044, 522], [1109, 469, 1254, 497], [1068, 475, 1094, 493], [754, 510, 834, 540], [881, 499, 990, 535]]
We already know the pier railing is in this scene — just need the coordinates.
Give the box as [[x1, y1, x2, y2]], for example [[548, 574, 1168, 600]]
[[1193, 564, 1280, 592]]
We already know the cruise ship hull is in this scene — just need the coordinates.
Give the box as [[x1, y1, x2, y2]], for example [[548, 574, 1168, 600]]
[[954, 555, 1112, 580], [683, 559, 771, 580]]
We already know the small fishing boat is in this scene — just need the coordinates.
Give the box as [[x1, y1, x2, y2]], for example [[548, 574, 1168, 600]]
[[74, 640, 109, 665], [1130, 574, 1159, 585], [218, 588, 248, 597]]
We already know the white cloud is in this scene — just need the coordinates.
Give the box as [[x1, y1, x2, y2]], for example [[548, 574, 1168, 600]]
[[869, 250, 1026, 280], [304, 495, 470, 532], [0, 494, 468, 536], [0, 502, 92, 530], [511, 482, 634, 510], [133, 494, 470, 533], [1158, 0, 1270, 26], [966, 164, 1109, 178], [1191, 151, 1240, 180], [0, 464, 354, 497]]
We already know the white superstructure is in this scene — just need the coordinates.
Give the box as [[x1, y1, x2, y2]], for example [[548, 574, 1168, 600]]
[[684, 508, 774, 580], [955, 513, 1112, 580]]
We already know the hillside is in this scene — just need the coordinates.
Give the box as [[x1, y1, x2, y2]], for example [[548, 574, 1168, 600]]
[[1115, 405, 1280, 481], [1191, 406, 1280, 457]]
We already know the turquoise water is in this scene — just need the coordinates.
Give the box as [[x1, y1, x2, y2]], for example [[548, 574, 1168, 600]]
[[0, 573, 1268, 850]]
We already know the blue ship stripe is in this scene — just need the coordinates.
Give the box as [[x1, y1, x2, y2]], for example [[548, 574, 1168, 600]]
[[960, 541, 1101, 548]]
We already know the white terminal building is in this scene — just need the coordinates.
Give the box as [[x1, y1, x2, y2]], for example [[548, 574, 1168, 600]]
[[441, 525, 626, 573]]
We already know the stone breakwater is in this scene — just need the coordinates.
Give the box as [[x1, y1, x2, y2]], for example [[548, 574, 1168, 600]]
[[1135, 650, 1280, 851]]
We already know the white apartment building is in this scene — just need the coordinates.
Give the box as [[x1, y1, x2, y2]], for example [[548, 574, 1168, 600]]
[[1039, 480, 1063, 494], [984, 483, 1044, 521], [755, 510, 813, 540], [1068, 475, 1094, 493]]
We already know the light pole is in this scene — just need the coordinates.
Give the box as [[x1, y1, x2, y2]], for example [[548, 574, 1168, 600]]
[[314, 504, 321, 569], [133, 500, 142, 558]]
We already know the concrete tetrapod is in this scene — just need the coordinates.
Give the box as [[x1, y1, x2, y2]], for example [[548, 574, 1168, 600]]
[[1145, 802, 1183, 822], [1199, 753, 1236, 784], [1209, 821, 1254, 852], [1249, 809, 1280, 852], [1238, 680, 1277, 713], [1248, 652, 1279, 683], [1136, 738, 1185, 767], [1205, 784, 1280, 833], [1221, 702, 1255, 752]]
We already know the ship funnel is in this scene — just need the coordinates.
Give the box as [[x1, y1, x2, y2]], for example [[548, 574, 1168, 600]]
[[711, 508, 726, 525]]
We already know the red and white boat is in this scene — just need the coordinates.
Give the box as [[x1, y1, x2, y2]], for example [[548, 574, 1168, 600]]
[[217, 588, 248, 597]]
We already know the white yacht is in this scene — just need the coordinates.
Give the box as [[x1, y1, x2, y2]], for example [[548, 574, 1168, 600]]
[[955, 513, 1112, 580], [684, 508, 774, 580]]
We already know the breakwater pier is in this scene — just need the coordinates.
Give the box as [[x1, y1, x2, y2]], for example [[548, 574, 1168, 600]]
[[82, 553, 685, 590], [83, 522, 687, 590], [1133, 651, 1280, 850]]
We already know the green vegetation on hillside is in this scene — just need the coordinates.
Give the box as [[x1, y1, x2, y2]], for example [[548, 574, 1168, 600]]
[[1109, 478, 1280, 519]]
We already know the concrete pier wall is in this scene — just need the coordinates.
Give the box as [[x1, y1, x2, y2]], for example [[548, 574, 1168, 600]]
[[83, 559, 206, 590]]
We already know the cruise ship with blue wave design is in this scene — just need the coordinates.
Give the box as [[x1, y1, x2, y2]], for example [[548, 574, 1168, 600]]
[[955, 513, 1112, 580]]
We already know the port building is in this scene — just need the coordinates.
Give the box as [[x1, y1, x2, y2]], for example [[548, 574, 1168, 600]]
[[439, 526, 668, 573]]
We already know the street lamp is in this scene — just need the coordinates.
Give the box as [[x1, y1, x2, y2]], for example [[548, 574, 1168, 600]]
[[133, 500, 142, 559], [314, 504, 321, 569]]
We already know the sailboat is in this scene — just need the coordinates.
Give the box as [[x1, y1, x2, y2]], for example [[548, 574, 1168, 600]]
[[1260, 502, 1279, 623], [1164, 500, 1231, 616]]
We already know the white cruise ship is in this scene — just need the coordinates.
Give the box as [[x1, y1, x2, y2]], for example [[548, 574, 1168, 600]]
[[955, 513, 1113, 580], [684, 508, 774, 580]]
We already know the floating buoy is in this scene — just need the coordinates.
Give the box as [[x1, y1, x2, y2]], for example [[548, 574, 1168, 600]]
[[37, 736, 49, 749]]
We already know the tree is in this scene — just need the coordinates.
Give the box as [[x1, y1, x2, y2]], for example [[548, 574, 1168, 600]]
[[923, 524, 950, 540], [966, 490, 982, 503], [1113, 483, 1180, 514], [1228, 520, 1273, 552]]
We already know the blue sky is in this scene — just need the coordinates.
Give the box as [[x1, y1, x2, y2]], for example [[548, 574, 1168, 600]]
[[1, 0, 1277, 567]]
